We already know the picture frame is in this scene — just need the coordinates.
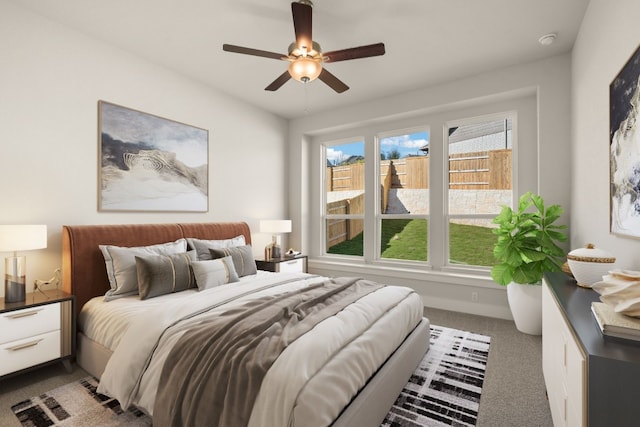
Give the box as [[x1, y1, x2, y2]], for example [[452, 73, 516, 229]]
[[610, 44, 640, 237], [98, 101, 209, 212]]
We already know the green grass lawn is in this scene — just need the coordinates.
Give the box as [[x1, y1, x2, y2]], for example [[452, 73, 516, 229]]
[[328, 219, 497, 266]]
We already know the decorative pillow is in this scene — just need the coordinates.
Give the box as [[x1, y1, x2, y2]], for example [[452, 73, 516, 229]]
[[191, 256, 240, 291], [186, 235, 246, 261], [135, 251, 197, 300], [100, 238, 187, 301], [209, 245, 257, 277]]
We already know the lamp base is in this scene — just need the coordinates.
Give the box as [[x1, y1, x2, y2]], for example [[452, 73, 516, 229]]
[[5, 279, 25, 303], [5, 256, 26, 303], [264, 242, 282, 260], [271, 243, 281, 259]]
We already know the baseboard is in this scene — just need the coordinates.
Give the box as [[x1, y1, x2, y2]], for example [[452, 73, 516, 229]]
[[422, 295, 513, 320]]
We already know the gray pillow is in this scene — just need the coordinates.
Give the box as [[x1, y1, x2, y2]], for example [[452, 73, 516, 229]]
[[186, 235, 246, 260], [100, 238, 187, 301], [191, 256, 240, 290], [135, 250, 197, 300], [209, 245, 257, 277]]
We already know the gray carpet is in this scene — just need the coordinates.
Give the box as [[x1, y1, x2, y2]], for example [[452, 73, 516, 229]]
[[0, 308, 552, 426], [425, 307, 553, 426]]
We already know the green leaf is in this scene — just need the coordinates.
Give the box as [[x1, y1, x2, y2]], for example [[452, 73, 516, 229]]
[[545, 204, 564, 219], [491, 263, 513, 285], [512, 264, 542, 284], [520, 248, 546, 263]]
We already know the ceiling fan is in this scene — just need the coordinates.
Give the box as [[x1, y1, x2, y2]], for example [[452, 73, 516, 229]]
[[222, 0, 385, 93]]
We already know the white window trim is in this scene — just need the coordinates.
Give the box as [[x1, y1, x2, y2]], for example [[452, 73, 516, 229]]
[[441, 111, 517, 275], [312, 94, 536, 283]]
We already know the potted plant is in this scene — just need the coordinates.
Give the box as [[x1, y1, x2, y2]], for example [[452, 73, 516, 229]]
[[491, 191, 567, 334]]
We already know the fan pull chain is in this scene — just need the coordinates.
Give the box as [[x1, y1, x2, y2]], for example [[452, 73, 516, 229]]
[[304, 81, 310, 114]]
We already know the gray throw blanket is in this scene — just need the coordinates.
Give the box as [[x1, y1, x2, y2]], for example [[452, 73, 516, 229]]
[[152, 277, 384, 427]]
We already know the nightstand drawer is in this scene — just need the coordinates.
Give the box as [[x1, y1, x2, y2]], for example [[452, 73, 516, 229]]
[[0, 303, 61, 344], [278, 258, 305, 272], [0, 330, 61, 376]]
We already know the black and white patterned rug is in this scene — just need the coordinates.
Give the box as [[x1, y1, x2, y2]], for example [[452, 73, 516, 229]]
[[11, 325, 490, 427], [382, 325, 491, 426]]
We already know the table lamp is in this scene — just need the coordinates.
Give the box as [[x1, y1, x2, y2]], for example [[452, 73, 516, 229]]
[[260, 220, 291, 260], [0, 225, 47, 303]]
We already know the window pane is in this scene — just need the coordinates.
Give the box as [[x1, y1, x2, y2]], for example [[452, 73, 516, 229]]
[[380, 219, 428, 261], [326, 141, 365, 215], [326, 219, 364, 256], [448, 119, 512, 215], [379, 131, 429, 214], [448, 219, 497, 266]]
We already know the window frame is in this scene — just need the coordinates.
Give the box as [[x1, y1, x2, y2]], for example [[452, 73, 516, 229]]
[[312, 94, 535, 281], [321, 137, 366, 258], [442, 111, 517, 274], [375, 126, 431, 266]]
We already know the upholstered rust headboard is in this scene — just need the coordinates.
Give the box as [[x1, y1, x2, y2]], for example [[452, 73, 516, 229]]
[[61, 222, 252, 317]]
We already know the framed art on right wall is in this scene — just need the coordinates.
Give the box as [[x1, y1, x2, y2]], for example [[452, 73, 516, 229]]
[[610, 44, 640, 238]]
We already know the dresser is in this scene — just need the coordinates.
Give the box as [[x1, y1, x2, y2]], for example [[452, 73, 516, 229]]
[[0, 291, 74, 378], [542, 272, 640, 426]]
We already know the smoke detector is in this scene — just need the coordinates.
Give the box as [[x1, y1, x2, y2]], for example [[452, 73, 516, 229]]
[[538, 33, 557, 46]]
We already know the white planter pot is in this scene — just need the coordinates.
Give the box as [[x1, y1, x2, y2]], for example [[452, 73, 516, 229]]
[[507, 282, 542, 335]]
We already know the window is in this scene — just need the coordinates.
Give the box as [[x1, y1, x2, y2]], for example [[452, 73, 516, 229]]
[[324, 140, 365, 256], [379, 130, 429, 262], [317, 105, 521, 277], [446, 116, 513, 268]]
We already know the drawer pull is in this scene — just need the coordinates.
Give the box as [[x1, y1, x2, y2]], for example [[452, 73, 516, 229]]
[[4, 308, 44, 319], [6, 339, 43, 352]]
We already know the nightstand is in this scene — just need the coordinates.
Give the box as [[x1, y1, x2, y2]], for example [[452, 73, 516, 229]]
[[256, 255, 308, 273], [0, 290, 74, 378]]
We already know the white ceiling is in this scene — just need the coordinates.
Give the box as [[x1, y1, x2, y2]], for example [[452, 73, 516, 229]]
[[10, 0, 590, 119]]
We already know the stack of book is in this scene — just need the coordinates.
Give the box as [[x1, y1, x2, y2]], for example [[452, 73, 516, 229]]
[[591, 301, 640, 341]]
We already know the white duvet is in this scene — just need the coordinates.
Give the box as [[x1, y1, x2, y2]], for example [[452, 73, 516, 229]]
[[95, 272, 423, 427]]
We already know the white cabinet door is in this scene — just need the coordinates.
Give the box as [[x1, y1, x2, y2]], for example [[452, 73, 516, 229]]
[[542, 281, 586, 427]]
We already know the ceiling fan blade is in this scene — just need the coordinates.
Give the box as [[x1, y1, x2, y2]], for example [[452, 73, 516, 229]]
[[291, 2, 312, 51], [323, 43, 386, 63], [223, 44, 285, 60], [318, 68, 349, 93], [265, 71, 292, 91]]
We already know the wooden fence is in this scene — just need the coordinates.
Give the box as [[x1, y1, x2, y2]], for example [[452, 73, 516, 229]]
[[326, 149, 511, 247], [326, 194, 364, 248], [326, 149, 511, 192], [449, 149, 511, 190]]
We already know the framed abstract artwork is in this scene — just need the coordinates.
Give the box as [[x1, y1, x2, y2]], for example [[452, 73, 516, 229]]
[[610, 44, 640, 237], [98, 101, 208, 212]]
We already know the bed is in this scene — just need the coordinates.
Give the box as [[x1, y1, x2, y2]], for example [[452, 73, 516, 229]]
[[61, 222, 429, 426]]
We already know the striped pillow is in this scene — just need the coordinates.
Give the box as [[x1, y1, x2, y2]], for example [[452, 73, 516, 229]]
[[135, 250, 197, 300], [191, 256, 240, 290]]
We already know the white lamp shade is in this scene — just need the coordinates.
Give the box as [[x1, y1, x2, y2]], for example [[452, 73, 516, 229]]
[[260, 220, 292, 234], [0, 225, 47, 252]]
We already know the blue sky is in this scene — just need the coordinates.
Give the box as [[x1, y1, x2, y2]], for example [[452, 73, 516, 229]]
[[326, 131, 429, 164]]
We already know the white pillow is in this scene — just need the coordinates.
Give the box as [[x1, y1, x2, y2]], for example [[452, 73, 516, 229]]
[[191, 256, 240, 290], [100, 238, 187, 301], [209, 245, 257, 277], [186, 235, 246, 260]]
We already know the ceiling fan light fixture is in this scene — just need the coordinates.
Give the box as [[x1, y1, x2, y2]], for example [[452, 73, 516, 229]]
[[288, 57, 322, 83]]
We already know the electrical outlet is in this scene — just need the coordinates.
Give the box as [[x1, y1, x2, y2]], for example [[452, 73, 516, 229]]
[[471, 292, 479, 302]]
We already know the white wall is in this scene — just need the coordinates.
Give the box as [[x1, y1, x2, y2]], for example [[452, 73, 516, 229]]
[[572, 0, 640, 270], [0, 1, 289, 296], [289, 54, 572, 319]]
